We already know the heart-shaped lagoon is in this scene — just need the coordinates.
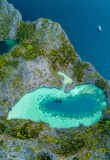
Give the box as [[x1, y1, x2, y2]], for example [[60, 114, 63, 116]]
[[8, 84, 107, 128]]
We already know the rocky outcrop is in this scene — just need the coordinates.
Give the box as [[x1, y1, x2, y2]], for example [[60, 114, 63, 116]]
[[0, 56, 63, 115], [34, 18, 68, 52], [0, 0, 22, 40]]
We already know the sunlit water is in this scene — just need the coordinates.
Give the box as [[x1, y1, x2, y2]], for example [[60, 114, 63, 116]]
[[8, 84, 107, 128]]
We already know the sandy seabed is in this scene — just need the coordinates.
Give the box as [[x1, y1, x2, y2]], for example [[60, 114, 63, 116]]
[[8, 72, 107, 128]]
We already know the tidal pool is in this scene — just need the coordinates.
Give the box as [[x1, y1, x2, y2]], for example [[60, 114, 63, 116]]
[[8, 76, 107, 128]]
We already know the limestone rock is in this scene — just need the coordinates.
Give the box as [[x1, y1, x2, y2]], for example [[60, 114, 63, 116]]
[[34, 18, 68, 52], [0, 0, 22, 40]]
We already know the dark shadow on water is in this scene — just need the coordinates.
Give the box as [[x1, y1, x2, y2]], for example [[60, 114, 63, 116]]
[[53, 99, 63, 103]]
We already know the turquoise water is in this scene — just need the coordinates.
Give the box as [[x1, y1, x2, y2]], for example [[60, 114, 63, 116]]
[[0, 40, 17, 55], [8, 84, 107, 128], [8, 0, 110, 79], [41, 95, 99, 118]]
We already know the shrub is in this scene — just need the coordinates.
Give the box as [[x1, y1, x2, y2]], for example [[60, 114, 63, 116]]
[[17, 21, 36, 42], [73, 61, 89, 82]]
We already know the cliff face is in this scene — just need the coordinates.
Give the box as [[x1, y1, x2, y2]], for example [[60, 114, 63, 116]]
[[0, 0, 22, 41]]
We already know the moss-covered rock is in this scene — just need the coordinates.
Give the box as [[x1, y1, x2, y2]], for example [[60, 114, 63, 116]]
[[0, 0, 22, 40]]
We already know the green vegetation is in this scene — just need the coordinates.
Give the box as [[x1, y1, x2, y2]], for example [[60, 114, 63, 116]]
[[38, 116, 110, 157], [16, 21, 36, 42], [10, 42, 46, 60], [91, 72, 95, 78], [7, 121, 48, 139], [0, 138, 3, 144], [49, 40, 77, 70], [0, 122, 5, 134], [95, 76, 108, 91], [0, 18, 110, 158], [0, 13, 14, 40], [0, 117, 49, 139], [56, 135, 85, 155], [15, 145, 21, 152], [73, 61, 89, 82], [0, 20, 108, 88], [0, 54, 19, 81], [36, 153, 51, 160], [8, 20, 89, 83], [0, 4, 16, 40]]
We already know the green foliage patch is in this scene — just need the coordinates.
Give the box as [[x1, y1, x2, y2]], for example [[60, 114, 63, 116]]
[[37, 114, 110, 157], [0, 4, 16, 40], [95, 77, 108, 91], [0, 54, 19, 81], [0, 117, 48, 139], [16, 21, 36, 42], [49, 40, 77, 70], [73, 61, 89, 82]]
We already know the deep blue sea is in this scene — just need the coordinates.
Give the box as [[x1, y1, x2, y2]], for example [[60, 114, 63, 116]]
[[7, 0, 110, 79]]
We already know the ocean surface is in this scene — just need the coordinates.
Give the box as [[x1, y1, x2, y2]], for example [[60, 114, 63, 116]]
[[7, 0, 110, 79]]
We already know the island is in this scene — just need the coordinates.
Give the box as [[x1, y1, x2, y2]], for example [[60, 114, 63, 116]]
[[0, 0, 110, 159]]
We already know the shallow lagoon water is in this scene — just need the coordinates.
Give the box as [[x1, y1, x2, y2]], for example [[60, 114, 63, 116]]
[[8, 83, 107, 128], [0, 40, 17, 55]]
